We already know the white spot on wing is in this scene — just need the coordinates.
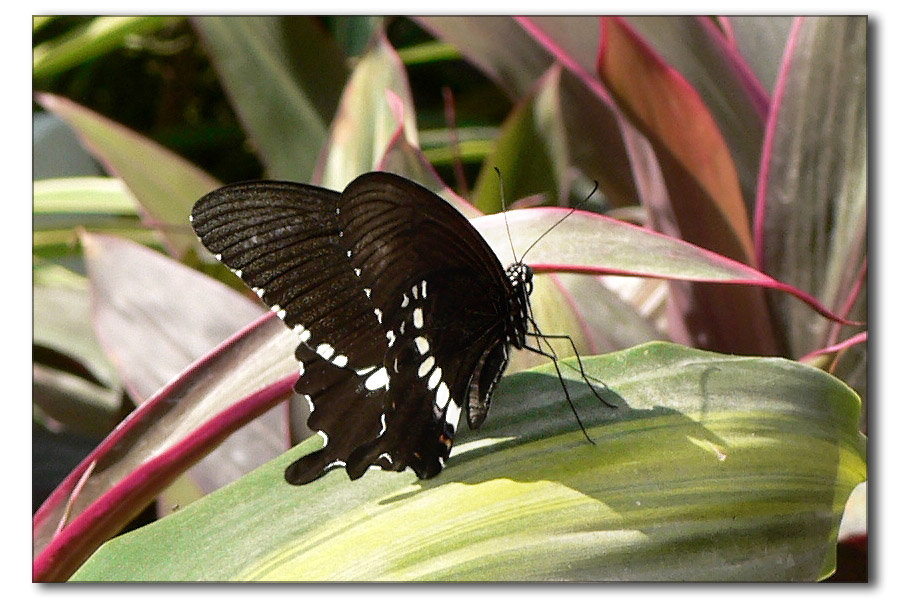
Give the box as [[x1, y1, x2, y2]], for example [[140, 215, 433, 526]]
[[233, 268, 243, 278], [418, 355, 435, 378], [411, 284, 418, 299], [299, 328, 311, 343], [332, 354, 348, 368], [386, 330, 396, 347], [365, 366, 390, 391], [445, 400, 462, 432], [316, 343, 335, 360], [355, 365, 376, 376], [374, 308, 383, 323], [318, 430, 330, 446], [421, 280, 427, 298], [427, 367, 442, 391], [364, 288, 371, 298], [413, 308, 424, 329], [414, 336, 429, 354], [253, 287, 265, 298], [436, 381, 450, 410], [401, 293, 409, 308], [297, 360, 305, 377], [379, 413, 387, 435]]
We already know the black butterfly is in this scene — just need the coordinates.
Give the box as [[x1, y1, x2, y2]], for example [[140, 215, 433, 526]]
[[190, 172, 605, 484]]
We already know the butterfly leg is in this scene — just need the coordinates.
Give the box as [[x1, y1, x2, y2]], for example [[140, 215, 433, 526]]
[[520, 338, 598, 445], [524, 330, 617, 410]]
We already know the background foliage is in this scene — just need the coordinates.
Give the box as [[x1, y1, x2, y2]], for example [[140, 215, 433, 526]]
[[33, 16, 866, 581]]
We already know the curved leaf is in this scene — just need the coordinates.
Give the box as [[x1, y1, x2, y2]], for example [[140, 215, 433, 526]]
[[82, 232, 266, 401], [599, 16, 753, 264], [418, 16, 637, 208], [599, 17, 782, 356], [623, 16, 768, 206], [755, 16, 867, 362], [71, 343, 865, 581], [725, 16, 795, 94], [473, 208, 850, 326], [32, 312, 297, 581], [317, 31, 417, 190]]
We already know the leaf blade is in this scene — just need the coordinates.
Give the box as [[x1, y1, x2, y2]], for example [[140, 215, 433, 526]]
[[70, 343, 865, 581]]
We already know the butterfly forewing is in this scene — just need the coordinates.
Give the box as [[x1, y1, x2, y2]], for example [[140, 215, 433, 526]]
[[190, 182, 382, 365], [191, 172, 525, 484]]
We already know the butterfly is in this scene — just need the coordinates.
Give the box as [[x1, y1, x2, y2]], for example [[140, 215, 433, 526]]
[[190, 171, 607, 484]]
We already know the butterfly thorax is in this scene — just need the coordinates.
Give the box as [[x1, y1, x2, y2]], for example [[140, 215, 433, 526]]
[[504, 262, 533, 350]]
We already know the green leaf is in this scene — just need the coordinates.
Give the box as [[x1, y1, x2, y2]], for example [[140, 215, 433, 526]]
[[192, 17, 347, 181], [472, 65, 569, 213], [72, 343, 865, 581], [35, 94, 221, 258], [396, 40, 460, 65], [33, 178, 143, 251], [328, 16, 382, 57], [416, 16, 554, 98], [33, 280, 120, 391], [34, 177, 138, 216], [33, 16, 174, 79]]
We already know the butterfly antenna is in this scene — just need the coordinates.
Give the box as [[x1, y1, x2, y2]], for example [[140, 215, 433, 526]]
[[494, 167, 519, 264], [519, 180, 599, 263]]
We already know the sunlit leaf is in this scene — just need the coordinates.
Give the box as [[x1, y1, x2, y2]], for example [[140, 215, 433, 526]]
[[71, 343, 865, 581]]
